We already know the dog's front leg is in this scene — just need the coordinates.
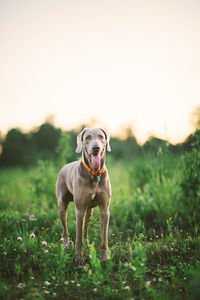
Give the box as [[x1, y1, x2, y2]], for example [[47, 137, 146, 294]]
[[75, 208, 86, 264], [84, 208, 93, 245], [100, 206, 110, 263]]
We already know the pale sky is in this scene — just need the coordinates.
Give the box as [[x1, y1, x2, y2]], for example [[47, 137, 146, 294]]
[[0, 0, 200, 144]]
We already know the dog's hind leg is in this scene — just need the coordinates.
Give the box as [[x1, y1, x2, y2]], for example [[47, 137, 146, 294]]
[[58, 199, 69, 248], [56, 175, 71, 248]]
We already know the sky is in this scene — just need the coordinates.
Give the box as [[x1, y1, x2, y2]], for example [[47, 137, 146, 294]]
[[0, 0, 200, 144]]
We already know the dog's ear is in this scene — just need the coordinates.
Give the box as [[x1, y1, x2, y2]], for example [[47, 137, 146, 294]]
[[101, 128, 111, 152], [76, 128, 87, 153]]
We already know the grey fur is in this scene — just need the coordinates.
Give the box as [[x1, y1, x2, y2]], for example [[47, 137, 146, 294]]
[[56, 128, 111, 264]]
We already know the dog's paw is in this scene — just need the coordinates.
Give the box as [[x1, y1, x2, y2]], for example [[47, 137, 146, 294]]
[[64, 237, 71, 249], [101, 254, 108, 265], [75, 255, 85, 265]]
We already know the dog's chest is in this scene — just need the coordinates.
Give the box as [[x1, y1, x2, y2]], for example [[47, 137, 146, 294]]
[[83, 175, 107, 204], [91, 193, 96, 200], [89, 182, 102, 201]]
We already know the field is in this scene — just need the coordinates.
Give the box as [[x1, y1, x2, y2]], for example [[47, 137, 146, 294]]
[[0, 145, 200, 299]]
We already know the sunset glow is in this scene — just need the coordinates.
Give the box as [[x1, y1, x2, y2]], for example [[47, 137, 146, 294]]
[[1, 0, 200, 143]]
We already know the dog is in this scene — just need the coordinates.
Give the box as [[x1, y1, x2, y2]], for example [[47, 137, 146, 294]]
[[56, 128, 111, 264]]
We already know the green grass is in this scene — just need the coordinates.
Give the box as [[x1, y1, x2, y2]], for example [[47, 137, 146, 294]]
[[0, 151, 200, 299]]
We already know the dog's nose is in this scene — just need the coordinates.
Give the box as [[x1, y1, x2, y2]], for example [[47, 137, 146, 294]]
[[92, 144, 100, 153]]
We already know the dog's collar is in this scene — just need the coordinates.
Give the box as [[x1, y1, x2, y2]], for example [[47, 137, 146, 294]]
[[82, 160, 105, 182]]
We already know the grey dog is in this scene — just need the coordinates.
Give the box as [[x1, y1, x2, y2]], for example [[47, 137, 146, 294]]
[[56, 128, 112, 264]]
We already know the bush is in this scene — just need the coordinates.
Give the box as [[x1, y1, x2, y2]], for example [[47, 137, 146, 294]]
[[179, 130, 200, 228]]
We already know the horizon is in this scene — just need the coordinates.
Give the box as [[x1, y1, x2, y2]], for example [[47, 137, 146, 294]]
[[0, 115, 197, 146]]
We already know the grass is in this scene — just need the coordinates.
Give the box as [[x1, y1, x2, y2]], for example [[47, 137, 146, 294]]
[[0, 149, 200, 299]]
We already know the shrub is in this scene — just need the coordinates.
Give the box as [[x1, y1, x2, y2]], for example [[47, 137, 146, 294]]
[[179, 130, 200, 229]]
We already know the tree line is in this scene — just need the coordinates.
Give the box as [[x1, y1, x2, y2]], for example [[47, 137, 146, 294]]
[[0, 121, 199, 167]]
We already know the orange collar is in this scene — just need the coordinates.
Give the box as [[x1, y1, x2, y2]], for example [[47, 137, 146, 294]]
[[82, 160, 105, 177]]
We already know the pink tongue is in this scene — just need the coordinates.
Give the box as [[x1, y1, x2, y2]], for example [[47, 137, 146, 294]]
[[91, 155, 101, 169]]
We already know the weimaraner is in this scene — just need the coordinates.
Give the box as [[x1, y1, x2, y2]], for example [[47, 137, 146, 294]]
[[56, 128, 111, 264]]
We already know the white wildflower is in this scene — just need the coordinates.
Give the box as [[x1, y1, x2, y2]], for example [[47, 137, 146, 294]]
[[145, 281, 151, 288], [17, 283, 26, 289]]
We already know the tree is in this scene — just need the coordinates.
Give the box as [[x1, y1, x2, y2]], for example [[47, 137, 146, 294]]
[[191, 106, 200, 129], [1, 129, 27, 165], [32, 123, 61, 160]]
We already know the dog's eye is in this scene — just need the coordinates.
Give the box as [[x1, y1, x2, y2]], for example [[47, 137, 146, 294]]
[[98, 134, 104, 140], [85, 135, 92, 141]]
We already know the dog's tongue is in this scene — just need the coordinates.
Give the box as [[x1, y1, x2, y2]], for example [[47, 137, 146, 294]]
[[91, 154, 101, 169]]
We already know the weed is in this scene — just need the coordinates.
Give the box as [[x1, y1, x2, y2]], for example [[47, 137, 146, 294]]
[[0, 149, 200, 299]]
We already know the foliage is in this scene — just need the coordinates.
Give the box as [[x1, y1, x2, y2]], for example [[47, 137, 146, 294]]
[[56, 133, 73, 168], [179, 129, 200, 229], [1, 120, 199, 167], [191, 105, 200, 129], [32, 123, 61, 162], [0, 122, 76, 166], [0, 129, 28, 165], [0, 144, 200, 299]]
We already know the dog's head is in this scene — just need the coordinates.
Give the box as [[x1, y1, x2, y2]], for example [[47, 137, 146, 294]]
[[76, 128, 111, 170]]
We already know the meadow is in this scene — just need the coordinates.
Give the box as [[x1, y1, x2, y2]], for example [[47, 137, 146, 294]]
[[0, 136, 200, 299]]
